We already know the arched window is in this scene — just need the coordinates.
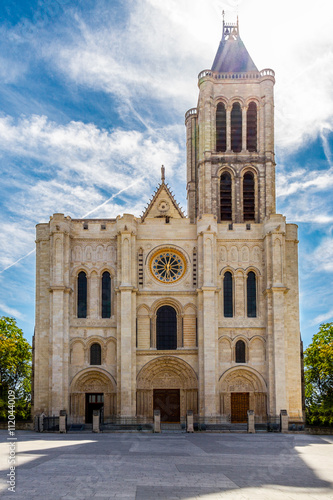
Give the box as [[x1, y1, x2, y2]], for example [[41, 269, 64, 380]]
[[101, 271, 111, 318], [231, 102, 242, 153], [223, 271, 233, 318], [235, 340, 246, 363], [247, 271, 257, 318], [247, 102, 257, 152], [156, 305, 177, 350], [243, 172, 255, 221], [90, 343, 101, 365], [77, 271, 87, 318], [220, 172, 232, 221], [216, 102, 226, 152]]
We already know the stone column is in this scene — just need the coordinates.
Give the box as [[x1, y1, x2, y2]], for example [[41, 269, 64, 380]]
[[93, 410, 100, 433], [154, 410, 161, 433], [242, 106, 247, 152], [59, 410, 67, 433], [187, 410, 194, 433], [226, 106, 231, 152], [247, 410, 255, 433]]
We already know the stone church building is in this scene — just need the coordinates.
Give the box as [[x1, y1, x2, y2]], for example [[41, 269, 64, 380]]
[[33, 19, 303, 426]]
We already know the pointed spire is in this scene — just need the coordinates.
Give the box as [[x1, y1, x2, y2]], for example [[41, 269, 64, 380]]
[[211, 16, 258, 73], [161, 164, 165, 184]]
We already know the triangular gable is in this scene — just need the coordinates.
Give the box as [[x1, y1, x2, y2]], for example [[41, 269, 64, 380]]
[[141, 181, 185, 221]]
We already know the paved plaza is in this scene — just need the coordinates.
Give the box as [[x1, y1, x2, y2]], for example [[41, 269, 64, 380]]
[[0, 431, 333, 499]]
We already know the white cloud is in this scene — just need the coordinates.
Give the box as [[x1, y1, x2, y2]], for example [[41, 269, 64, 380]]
[[312, 308, 333, 326], [309, 237, 333, 273], [0, 302, 25, 320]]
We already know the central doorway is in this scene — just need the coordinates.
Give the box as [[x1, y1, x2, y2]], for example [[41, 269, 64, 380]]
[[85, 393, 104, 423], [153, 389, 180, 422], [231, 392, 249, 423]]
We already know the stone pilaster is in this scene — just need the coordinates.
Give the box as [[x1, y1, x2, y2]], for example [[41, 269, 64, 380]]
[[117, 215, 137, 417]]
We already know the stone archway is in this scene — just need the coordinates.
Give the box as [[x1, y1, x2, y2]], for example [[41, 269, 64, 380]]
[[219, 367, 267, 422], [70, 369, 116, 423], [136, 357, 198, 421]]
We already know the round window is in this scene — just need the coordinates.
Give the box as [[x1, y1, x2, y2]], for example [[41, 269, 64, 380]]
[[150, 249, 186, 283]]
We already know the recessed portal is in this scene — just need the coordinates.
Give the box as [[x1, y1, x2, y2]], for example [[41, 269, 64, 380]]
[[231, 392, 249, 423], [153, 389, 180, 423], [85, 393, 104, 423]]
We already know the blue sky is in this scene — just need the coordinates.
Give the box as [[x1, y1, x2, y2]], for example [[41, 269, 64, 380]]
[[0, 0, 332, 349]]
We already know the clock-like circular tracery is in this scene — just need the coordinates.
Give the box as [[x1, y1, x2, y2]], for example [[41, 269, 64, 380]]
[[150, 249, 186, 283]]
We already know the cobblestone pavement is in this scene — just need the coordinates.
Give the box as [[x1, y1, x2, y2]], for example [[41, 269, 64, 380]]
[[0, 431, 333, 499]]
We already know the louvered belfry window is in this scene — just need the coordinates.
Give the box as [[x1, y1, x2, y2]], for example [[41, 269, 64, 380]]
[[231, 102, 242, 153], [102, 271, 111, 318], [243, 172, 255, 221], [223, 271, 233, 318], [77, 271, 87, 318], [156, 305, 177, 350], [90, 343, 101, 365], [247, 101, 257, 152], [247, 271, 257, 317], [216, 102, 227, 152], [235, 340, 246, 363], [220, 172, 232, 221]]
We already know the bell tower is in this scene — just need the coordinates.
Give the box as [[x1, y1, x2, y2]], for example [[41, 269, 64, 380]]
[[186, 17, 276, 223]]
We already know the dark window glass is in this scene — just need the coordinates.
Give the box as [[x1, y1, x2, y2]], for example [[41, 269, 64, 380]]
[[156, 306, 177, 350], [236, 340, 246, 363], [102, 271, 111, 318], [77, 271, 87, 318], [220, 172, 232, 221], [243, 172, 255, 221], [231, 102, 242, 152], [216, 102, 226, 152], [90, 343, 101, 365], [247, 271, 257, 317], [223, 272, 233, 318], [247, 102, 257, 152]]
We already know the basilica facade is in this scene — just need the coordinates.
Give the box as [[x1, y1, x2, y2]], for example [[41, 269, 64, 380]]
[[33, 20, 303, 425]]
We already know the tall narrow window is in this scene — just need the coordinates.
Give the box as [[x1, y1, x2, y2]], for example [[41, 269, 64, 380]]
[[216, 102, 226, 152], [156, 306, 177, 350], [247, 271, 257, 317], [247, 102, 257, 152], [243, 172, 255, 221], [223, 271, 233, 318], [77, 271, 87, 318], [90, 343, 101, 365], [102, 271, 111, 318], [220, 172, 232, 221], [231, 102, 242, 153], [235, 340, 246, 363]]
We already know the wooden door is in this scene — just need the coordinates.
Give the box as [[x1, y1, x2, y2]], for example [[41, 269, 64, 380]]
[[153, 389, 180, 423], [231, 392, 249, 423]]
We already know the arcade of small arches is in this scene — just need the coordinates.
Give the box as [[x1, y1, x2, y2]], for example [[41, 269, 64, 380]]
[[216, 99, 258, 154]]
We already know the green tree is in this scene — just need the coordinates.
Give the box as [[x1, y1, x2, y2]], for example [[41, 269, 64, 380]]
[[0, 316, 32, 420], [304, 322, 333, 426]]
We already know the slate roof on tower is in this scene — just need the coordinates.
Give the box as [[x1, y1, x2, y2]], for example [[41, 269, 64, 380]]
[[211, 18, 258, 73]]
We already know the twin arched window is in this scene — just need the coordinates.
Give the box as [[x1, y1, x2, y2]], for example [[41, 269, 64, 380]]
[[216, 101, 257, 153], [220, 170, 255, 222], [223, 271, 257, 318], [77, 271, 112, 318]]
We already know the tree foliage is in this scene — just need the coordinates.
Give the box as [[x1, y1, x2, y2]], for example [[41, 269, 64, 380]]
[[0, 317, 32, 420], [304, 323, 333, 426]]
